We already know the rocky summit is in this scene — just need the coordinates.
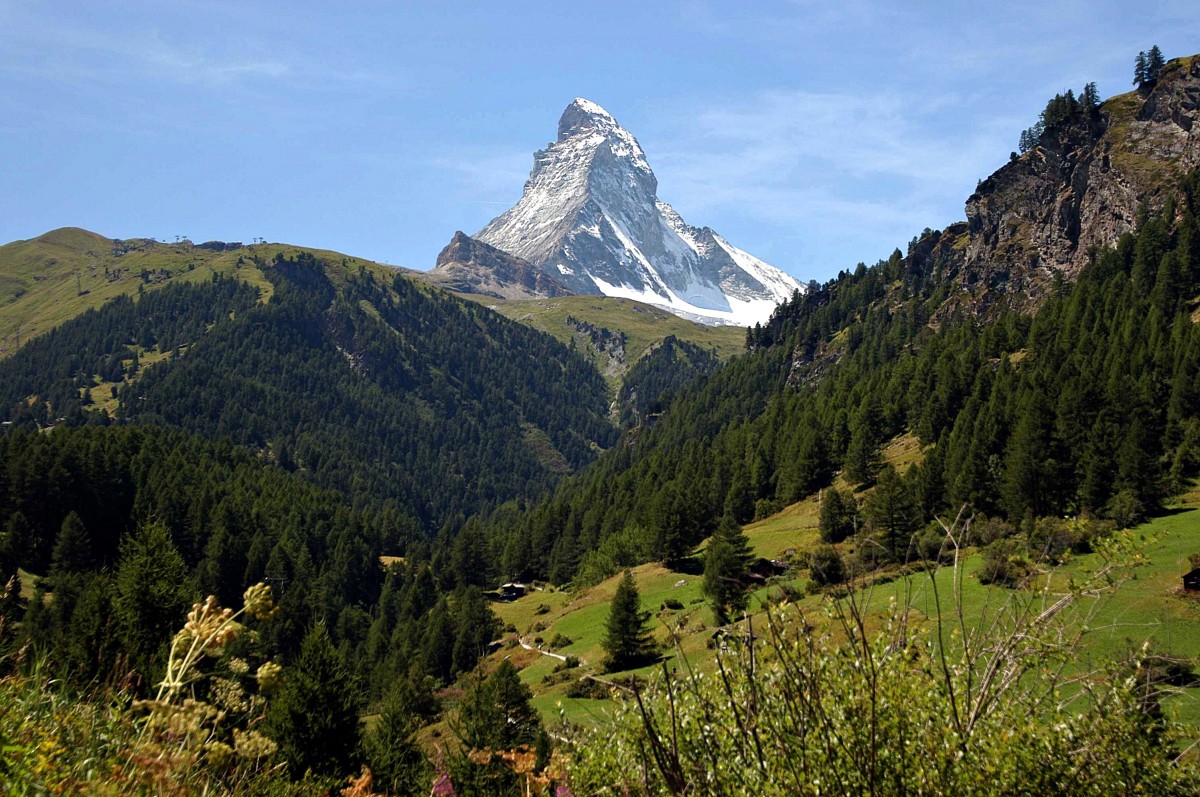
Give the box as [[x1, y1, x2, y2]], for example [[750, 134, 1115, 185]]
[[474, 98, 803, 326]]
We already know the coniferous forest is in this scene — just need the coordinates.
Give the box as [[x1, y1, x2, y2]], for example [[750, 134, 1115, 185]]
[[3, 52, 1200, 796]]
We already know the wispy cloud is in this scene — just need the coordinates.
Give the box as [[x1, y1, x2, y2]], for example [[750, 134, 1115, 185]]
[[0, 13, 291, 86], [651, 88, 1014, 228], [435, 149, 532, 202]]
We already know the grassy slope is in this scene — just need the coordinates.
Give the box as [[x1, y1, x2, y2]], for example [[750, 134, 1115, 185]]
[[0, 227, 399, 359], [494, 435, 1200, 729], [487, 295, 747, 389]]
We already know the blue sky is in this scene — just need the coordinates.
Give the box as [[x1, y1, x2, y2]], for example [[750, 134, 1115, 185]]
[[1, 1, 1198, 283]]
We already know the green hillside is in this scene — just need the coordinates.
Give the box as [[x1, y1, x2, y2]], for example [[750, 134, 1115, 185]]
[[490, 478, 1200, 730], [0, 227, 394, 358], [489, 295, 746, 384]]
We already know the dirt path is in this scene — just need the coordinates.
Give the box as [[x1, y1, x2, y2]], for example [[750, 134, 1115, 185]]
[[517, 636, 580, 664]]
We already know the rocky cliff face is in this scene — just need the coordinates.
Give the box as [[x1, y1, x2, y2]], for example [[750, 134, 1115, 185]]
[[426, 231, 571, 300], [957, 55, 1200, 312], [474, 98, 803, 326]]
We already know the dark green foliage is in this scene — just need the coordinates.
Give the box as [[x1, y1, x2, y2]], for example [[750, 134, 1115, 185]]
[[453, 659, 545, 796], [818, 488, 856, 544], [119, 254, 615, 533], [451, 587, 503, 679], [977, 538, 1029, 587], [617, 335, 721, 427], [364, 675, 431, 796], [863, 466, 920, 561], [113, 521, 191, 680], [702, 514, 754, 625], [603, 571, 655, 672], [50, 512, 91, 576], [0, 277, 259, 427], [266, 622, 361, 777], [808, 544, 846, 587], [1018, 81, 1103, 153], [457, 659, 542, 751]]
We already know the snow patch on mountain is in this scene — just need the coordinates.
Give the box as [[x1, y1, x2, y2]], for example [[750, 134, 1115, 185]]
[[476, 98, 803, 326]]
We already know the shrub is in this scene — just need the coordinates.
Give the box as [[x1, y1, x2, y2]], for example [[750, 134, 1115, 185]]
[[977, 538, 1029, 587], [808, 544, 846, 587], [549, 633, 573, 649], [565, 524, 1190, 795]]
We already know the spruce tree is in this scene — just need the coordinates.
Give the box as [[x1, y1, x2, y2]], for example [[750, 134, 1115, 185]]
[[818, 488, 856, 543], [1147, 45, 1165, 83], [864, 466, 920, 561], [266, 622, 362, 777], [365, 676, 430, 796], [112, 521, 190, 678], [1135, 51, 1148, 85], [50, 511, 92, 576], [453, 659, 546, 796], [702, 514, 754, 625], [603, 570, 655, 672]]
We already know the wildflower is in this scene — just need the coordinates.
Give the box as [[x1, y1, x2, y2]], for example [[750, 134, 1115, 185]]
[[233, 728, 278, 760], [243, 583, 279, 621], [256, 661, 283, 694], [204, 740, 235, 768]]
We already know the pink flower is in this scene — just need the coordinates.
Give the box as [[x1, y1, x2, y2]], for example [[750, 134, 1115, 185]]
[[431, 772, 455, 796]]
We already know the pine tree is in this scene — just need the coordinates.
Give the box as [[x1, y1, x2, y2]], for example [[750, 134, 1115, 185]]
[[113, 521, 190, 678], [603, 570, 655, 672], [1081, 81, 1100, 110], [457, 659, 542, 751], [50, 511, 92, 576], [702, 514, 754, 625], [864, 465, 920, 560], [1135, 51, 1148, 86], [267, 622, 362, 777], [365, 676, 430, 796], [818, 488, 856, 543], [453, 659, 545, 795], [1147, 45, 1166, 83]]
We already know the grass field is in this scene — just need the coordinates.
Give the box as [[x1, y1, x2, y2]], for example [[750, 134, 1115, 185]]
[[492, 466, 1200, 729], [488, 295, 747, 390]]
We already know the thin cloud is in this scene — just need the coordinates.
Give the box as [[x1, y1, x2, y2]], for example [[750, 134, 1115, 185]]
[[651, 88, 1012, 222], [0, 13, 288, 87]]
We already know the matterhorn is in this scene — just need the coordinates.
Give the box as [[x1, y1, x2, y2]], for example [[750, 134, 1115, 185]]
[[461, 98, 803, 326]]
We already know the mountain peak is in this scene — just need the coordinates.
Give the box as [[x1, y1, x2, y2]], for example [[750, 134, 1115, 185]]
[[476, 100, 803, 325], [558, 98, 619, 140]]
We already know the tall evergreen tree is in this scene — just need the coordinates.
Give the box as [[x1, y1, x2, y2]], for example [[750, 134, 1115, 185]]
[[1147, 45, 1166, 83], [453, 658, 546, 796], [50, 511, 92, 576], [603, 570, 655, 672], [1135, 51, 1148, 85], [266, 622, 361, 777], [702, 514, 754, 625], [364, 675, 430, 796], [113, 521, 191, 680], [863, 466, 920, 560], [818, 488, 857, 544]]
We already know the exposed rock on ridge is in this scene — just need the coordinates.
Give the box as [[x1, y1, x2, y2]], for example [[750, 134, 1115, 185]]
[[474, 98, 803, 326], [427, 231, 571, 300], [957, 55, 1200, 313]]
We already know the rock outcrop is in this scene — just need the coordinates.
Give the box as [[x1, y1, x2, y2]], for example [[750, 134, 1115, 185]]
[[958, 55, 1200, 313], [426, 231, 571, 300]]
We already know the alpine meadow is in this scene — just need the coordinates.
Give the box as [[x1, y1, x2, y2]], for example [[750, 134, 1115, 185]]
[[5, 16, 1200, 796]]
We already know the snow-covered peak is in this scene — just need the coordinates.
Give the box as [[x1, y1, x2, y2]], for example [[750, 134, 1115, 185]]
[[475, 99, 804, 326], [557, 97, 618, 139]]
